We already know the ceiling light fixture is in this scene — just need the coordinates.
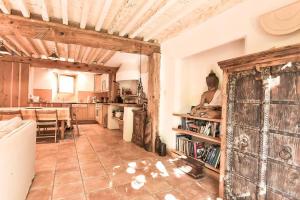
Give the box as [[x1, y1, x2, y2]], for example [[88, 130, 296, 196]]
[[0, 41, 11, 55]]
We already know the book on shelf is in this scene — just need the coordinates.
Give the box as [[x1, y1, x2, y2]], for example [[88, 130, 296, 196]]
[[176, 135, 221, 169], [180, 118, 220, 137]]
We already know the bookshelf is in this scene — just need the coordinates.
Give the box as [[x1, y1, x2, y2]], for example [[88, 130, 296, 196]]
[[172, 113, 222, 175]]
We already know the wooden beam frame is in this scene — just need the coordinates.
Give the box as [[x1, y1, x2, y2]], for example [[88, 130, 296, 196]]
[[39, 0, 49, 21], [95, 0, 112, 31], [148, 53, 161, 152], [0, 55, 118, 74], [0, 0, 11, 14], [0, 13, 160, 55]]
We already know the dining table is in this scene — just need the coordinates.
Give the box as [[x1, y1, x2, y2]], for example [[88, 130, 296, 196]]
[[0, 107, 71, 139]]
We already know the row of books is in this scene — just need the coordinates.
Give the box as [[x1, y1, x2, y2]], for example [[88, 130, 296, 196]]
[[176, 135, 220, 168], [181, 118, 220, 137]]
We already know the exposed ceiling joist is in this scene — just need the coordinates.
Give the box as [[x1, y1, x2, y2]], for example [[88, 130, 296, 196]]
[[95, 0, 113, 31], [0, 0, 11, 14], [21, 37, 40, 57], [119, 0, 156, 37], [15, 0, 30, 18], [5, 35, 31, 56], [61, 0, 68, 25], [39, 0, 49, 21], [130, 0, 177, 38], [0, 13, 160, 55], [81, 47, 92, 63], [144, 1, 204, 41], [36, 40, 48, 56], [54, 42, 60, 57], [101, 51, 116, 64], [0, 36, 21, 56], [80, 0, 91, 29], [0, 55, 118, 74]]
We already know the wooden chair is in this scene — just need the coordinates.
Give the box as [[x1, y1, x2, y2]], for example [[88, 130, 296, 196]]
[[71, 112, 80, 136], [35, 110, 59, 143], [0, 110, 23, 120]]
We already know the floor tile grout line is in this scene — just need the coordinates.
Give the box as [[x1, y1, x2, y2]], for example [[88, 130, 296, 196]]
[[84, 127, 120, 196], [50, 143, 59, 200], [72, 129, 89, 200]]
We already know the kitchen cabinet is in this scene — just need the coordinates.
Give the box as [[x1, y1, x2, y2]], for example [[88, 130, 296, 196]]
[[87, 104, 95, 120], [95, 104, 108, 127], [71, 104, 88, 121], [94, 74, 109, 93]]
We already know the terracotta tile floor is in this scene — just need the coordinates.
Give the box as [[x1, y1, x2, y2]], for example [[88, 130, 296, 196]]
[[26, 124, 218, 200]]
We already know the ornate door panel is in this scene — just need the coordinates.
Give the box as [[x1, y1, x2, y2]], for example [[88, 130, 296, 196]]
[[225, 70, 263, 199], [266, 161, 300, 199], [266, 65, 300, 199]]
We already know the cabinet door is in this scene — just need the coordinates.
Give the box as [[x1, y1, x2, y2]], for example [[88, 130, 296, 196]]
[[266, 66, 300, 199], [87, 104, 95, 120], [225, 70, 263, 199], [94, 75, 101, 92]]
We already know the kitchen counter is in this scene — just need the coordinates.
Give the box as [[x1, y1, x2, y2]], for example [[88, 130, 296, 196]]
[[97, 103, 142, 107]]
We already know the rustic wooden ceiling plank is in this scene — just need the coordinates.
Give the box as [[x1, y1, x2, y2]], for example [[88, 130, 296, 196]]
[[0, 13, 160, 55], [61, 0, 68, 25], [36, 39, 49, 56], [80, 0, 91, 29], [22, 37, 40, 57], [95, 0, 113, 31], [119, 0, 156, 37], [81, 47, 92, 63], [5, 35, 31, 56], [0, 54, 118, 74], [39, 0, 49, 21], [0, 0, 11, 14], [0, 36, 21, 55], [15, 0, 30, 18], [130, 0, 177, 38], [102, 51, 116, 64]]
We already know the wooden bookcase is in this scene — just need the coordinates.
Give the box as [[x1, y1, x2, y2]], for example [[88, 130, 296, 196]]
[[171, 113, 224, 190]]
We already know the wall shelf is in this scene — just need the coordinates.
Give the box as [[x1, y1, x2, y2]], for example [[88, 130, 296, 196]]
[[173, 113, 222, 123], [172, 128, 221, 144], [170, 149, 220, 174]]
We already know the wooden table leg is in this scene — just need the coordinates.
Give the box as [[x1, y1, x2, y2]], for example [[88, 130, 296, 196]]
[[61, 120, 65, 139]]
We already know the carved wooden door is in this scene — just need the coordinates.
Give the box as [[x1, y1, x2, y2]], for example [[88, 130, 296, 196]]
[[225, 63, 300, 200], [225, 69, 263, 199], [266, 64, 300, 199], [132, 110, 146, 147]]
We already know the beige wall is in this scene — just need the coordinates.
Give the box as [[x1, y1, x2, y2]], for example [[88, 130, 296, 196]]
[[159, 0, 300, 148]]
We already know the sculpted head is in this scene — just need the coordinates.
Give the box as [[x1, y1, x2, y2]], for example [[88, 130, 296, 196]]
[[206, 71, 219, 90]]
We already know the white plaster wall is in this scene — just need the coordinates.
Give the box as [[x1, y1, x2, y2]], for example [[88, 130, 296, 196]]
[[30, 68, 95, 92], [159, 0, 300, 149]]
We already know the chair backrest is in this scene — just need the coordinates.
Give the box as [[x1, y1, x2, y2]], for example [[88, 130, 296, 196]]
[[35, 110, 58, 122], [0, 110, 23, 120]]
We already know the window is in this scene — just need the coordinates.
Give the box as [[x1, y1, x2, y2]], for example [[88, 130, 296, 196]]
[[58, 75, 75, 93]]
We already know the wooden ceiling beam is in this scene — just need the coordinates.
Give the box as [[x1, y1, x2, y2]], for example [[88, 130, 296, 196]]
[[81, 47, 92, 63], [54, 42, 60, 57], [119, 0, 156, 37], [0, 0, 11, 14], [39, 0, 49, 21], [5, 36, 31, 56], [36, 40, 49, 56], [21, 37, 40, 57], [0, 36, 21, 56], [130, 0, 177, 38], [80, 0, 91, 29], [0, 54, 118, 74], [95, 0, 112, 31], [87, 48, 99, 64], [16, 0, 30, 18], [61, 0, 68, 25], [0, 13, 160, 55], [102, 51, 116, 64]]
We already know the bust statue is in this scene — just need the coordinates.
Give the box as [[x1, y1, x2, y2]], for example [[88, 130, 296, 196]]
[[190, 71, 222, 119]]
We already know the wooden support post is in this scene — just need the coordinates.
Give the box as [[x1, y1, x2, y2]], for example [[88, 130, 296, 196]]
[[109, 72, 117, 102], [219, 70, 228, 198], [148, 53, 160, 152]]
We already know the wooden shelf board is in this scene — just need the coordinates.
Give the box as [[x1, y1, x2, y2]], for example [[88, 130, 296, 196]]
[[170, 149, 220, 174], [172, 128, 221, 144], [173, 113, 222, 123]]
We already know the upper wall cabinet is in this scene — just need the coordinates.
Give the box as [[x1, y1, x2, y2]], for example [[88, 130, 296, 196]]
[[94, 74, 109, 93], [0, 61, 29, 107]]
